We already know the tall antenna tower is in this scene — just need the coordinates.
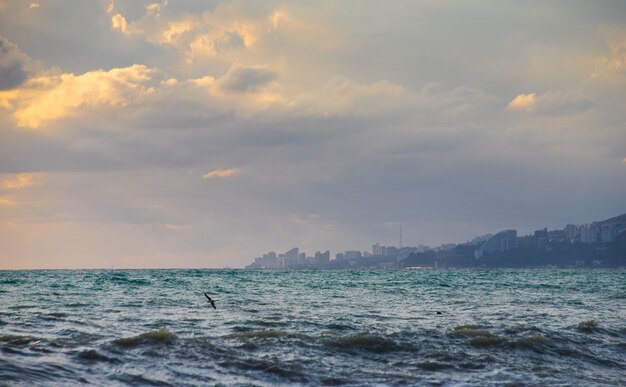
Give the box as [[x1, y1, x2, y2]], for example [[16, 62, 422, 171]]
[[399, 223, 403, 248]]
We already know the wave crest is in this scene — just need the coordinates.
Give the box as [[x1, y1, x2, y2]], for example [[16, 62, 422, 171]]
[[325, 333, 397, 353], [112, 328, 177, 348]]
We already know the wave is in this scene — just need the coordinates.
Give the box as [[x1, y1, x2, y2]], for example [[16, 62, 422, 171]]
[[510, 335, 551, 350], [110, 372, 173, 386], [225, 330, 288, 340], [76, 349, 119, 363], [324, 333, 397, 353], [450, 325, 505, 347], [98, 272, 152, 286], [0, 278, 25, 285], [63, 302, 90, 308], [575, 319, 599, 333], [9, 304, 37, 310], [325, 322, 354, 331], [469, 335, 504, 347], [111, 328, 178, 348], [451, 325, 495, 338], [215, 355, 310, 384], [503, 325, 542, 334], [45, 312, 69, 318], [0, 334, 43, 347]]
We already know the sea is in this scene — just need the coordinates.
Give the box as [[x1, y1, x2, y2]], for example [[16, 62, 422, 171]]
[[0, 269, 624, 386]]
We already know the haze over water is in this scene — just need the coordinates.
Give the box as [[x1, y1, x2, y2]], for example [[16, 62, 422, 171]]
[[1, 269, 625, 385]]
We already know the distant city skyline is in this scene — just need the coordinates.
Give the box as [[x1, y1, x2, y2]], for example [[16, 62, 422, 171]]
[[246, 212, 625, 269], [1, 1, 625, 269]]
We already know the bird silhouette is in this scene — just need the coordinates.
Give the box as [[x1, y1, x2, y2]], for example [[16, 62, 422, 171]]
[[204, 292, 216, 309]]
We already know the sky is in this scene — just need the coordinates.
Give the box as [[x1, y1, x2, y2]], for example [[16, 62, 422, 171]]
[[0, 0, 625, 269]]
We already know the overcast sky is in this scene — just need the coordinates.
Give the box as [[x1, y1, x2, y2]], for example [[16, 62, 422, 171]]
[[1, 0, 625, 269]]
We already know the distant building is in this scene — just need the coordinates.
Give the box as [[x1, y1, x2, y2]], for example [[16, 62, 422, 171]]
[[397, 247, 418, 260], [372, 243, 383, 256], [564, 224, 577, 242], [383, 246, 398, 257], [298, 252, 307, 266], [314, 250, 330, 266], [601, 224, 618, 242], [436, 244, 456, 252], [580, 224, 597, 244], [534, 228, 548, 250], [417, 244, 432, 252], [247, 251, 280, 269], [344, 250, 362, 260], [475, 230, 517, 259]]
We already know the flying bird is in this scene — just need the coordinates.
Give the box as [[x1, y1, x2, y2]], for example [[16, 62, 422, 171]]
[[204, 292, 216, 309]]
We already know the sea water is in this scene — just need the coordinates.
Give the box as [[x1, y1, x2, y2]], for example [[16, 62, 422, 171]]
[[0, 269, 624, 386]]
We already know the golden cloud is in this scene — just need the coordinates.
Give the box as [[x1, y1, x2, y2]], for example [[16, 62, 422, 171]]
[[0, 197, 16, 206], [3, 65, 156, 128], [203, 168, 241, 179], [1, 173, 41, 190], [146, 3, 161, 18], [507, 93, 536, 112], [111, 13, 128, 33], [107, 3, 342, 67]]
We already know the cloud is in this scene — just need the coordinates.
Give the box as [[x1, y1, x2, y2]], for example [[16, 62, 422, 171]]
[[1, 173, 41, 190], [103, 2, 344, 69], [507, 93, 536, 112], [507, 90, 591, 116], [0, 197, 15, 206], [146, 3, 161, 18], [218, 64, 278, 93], [3, 65, 158, 128], [203, 168, 241, 179], [111, 13, 128, 33], [592, 26, 626, 80], [0, 36, 30, 90], [298, 77, 407, 117]]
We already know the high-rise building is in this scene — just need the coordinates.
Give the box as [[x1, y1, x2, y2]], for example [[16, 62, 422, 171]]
[[580, 225, 597, 244], [601, 224, 618, 242], [314, 250, 330, 266], [534, 228, 548, 250], [298, 252, 307, 266], [564, 224, 577, 242], [475, 230, 517, 258]]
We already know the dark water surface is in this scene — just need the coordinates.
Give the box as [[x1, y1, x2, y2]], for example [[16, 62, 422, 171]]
[[0, 269, 624, 386]]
